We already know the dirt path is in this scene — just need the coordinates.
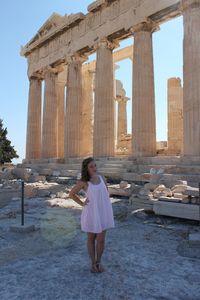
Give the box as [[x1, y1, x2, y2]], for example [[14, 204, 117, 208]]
[[0, 196, 200, 300]]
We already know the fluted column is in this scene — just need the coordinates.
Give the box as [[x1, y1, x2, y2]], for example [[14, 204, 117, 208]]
[[116, 96, 128, 142], [182, 0, 200, 156], [132, 20, 158, 156], [81, 65, 94, 157], [42, 68, 58, 159], [113, 65, 120, 151], [26, 76, 42, 160], [65, 55, 85, 158], [167, 78, 183, 154], [93, 38, 118, 157], [57, 80, 65, 159]]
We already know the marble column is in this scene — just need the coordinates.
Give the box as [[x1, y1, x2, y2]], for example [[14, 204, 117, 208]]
[[26, 76, 42, 160], [65, 55, 85, 158], [93, 38, 118, 157], [116, 96, 129, 141], [81, 65, 94, 157], [113, 65, 120, 151], [57, 80, 65, 159], [42, 68, 58, 159], [167, 78, 183, 154], [132, 20, 158, 156], [182, 0, 200, 156]]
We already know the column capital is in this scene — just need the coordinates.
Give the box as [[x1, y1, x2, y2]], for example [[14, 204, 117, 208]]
[[131, 18, 160, 34], [66, 53, 88, 65], [116, 95, 130, 103], [28, 73, 43, 81], [43, 66, 60, 78], [181, 0, 200, 11], [94, 38, 119, 51]]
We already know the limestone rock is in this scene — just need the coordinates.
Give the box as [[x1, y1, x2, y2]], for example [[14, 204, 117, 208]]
[[39, 169, 53, 176], [36, 189, 51, 197], [108, 184, 132, 197], [171, 184, 187, 194], [183, 186, 199, 197], [56, 191, 69, 199], [160, 179, 187, 189], [144, 182, 159, 192], [28, 175, 46, 183], [173, 193, 184, 199], [159, 196, 180, 203], [153, 185, 172, 198], [12, 168, 31, 181], [138, 188, 153, 200], [52, 171, 61, 177], [24, 185, 37, 198], [0, 168, 15, 181], [119, 181, 128, 189], [130, 183, 141, 194]]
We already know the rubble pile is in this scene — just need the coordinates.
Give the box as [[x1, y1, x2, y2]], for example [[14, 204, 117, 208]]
[[0, 167, 46, 183], [128, 168, 200, 205]]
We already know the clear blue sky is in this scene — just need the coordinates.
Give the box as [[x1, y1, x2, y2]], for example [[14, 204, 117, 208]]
[[0, 1, 183, 163]]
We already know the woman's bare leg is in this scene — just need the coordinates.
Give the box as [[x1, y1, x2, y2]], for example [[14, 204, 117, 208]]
[[87, 232, 98, 272], [96, 230, 106, 272]]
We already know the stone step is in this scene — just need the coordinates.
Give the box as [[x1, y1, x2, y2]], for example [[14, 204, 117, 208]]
[[97, 164, 126, 169], [133, 164, 177, 173], [21, 162, 127, 173], [134, 156, 181, 165], [172, 165, 200, 175], [98, 167, 124, 173], [22, 163, 81, 170]]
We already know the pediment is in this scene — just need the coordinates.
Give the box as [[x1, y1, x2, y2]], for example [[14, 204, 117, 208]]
[[28, 13, 63, 46]]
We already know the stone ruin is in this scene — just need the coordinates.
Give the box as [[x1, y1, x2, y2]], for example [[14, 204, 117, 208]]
[[2, 0, 200, 221], [20, 0, 200, 163]]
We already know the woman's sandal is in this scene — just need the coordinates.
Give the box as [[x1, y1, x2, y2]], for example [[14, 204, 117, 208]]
[[96, 261, 105, 273], [90, 263, 99, 273]]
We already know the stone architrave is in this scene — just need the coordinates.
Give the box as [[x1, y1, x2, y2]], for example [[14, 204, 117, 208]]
[[132, 19, 159, 157], [65, 55, 86, 158], [93, 38, 118, 157], [182, 0, 200, 156], [167, 77, 183, 154], [42, 68, 58, 159], [26, 76, 42, 160]]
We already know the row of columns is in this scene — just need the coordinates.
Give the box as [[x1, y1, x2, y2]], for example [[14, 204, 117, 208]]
[[26, 0, 200, 160]]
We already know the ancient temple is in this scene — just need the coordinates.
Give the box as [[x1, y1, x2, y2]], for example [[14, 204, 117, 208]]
[[21, 0, 200, 170]]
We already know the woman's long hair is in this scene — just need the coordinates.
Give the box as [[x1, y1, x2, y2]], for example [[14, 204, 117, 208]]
[[81, 157, 94, 182]]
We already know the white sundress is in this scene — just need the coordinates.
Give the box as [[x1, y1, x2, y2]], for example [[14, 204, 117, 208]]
[[81, 174, 115, 233]]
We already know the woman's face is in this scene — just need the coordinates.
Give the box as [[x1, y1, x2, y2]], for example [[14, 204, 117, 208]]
[[87, 160, 97, 176]]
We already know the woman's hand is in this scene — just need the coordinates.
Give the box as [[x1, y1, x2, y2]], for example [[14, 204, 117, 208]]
[[82, 198, 89, 206]]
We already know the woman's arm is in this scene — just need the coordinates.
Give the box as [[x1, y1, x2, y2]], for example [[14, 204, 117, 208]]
[[69, 180, 88, 207]]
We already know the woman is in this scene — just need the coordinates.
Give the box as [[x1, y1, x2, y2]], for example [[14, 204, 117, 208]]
[[69, 157, 115, 273]]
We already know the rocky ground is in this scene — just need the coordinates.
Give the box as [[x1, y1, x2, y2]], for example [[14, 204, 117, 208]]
[[0, 182, 200, 300]]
